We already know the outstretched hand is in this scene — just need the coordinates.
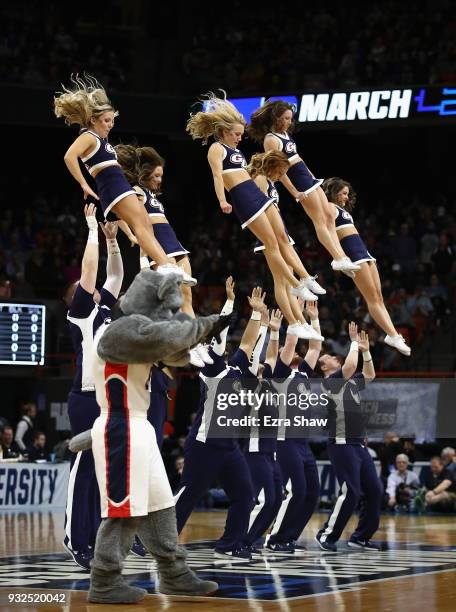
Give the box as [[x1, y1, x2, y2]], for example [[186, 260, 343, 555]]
[[357, 330, 369, 351], [305, 301, 319, 321], [348, 321, 358, 341], [225, 276, 235, 300], [247, 286, 266, 312], [100, 221, 119, 240], [269, 309, 283, 332]]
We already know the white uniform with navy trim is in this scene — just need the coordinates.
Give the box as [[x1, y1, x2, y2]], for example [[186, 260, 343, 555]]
[[91, 324, 174, 518]]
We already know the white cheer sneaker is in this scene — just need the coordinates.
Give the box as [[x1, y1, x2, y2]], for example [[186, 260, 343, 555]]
[[288, 322, 324, 341], [290, 284, 318, 301], [384, 334, 411, 356], [331, 258, 360, 273], [301, 275, 326, 295]]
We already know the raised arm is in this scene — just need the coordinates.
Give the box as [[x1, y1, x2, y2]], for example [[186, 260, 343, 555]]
[[207, 143, 232, 215], [100, 221, 124, 299], [280, 332, 298, 367], [265, 309, 282, 370], [358, 330, 376, 383], [239, 287, 265, 356], [211, 276, 235, 356], [341, 322, 360, 380], [303, 301, 322, 369], [63, 132, 99, 201], [249, 307, 269, 375], [79, 203, 99, 295]]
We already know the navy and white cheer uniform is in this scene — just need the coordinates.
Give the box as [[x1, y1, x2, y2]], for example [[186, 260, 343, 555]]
[[138, 188, 189, 263], [64, 284, 116, 553], [219, 143, 274, 229], [334, 205, 376, 265], [254, 180, 295, 253], [267, 356, 320, 545], [267, 132, 323, 194], [174, 347, 255, 553], [317, 369, 382, 545], [80, 130, 136, 218], [147, 367, 169, 449], [243, 365, 284, 547]]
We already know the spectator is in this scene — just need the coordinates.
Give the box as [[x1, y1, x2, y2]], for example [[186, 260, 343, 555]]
[[441, 447, 456, 477], [52, 437, 72, 462], [378, 431, 403, 482], [26, 431, 48, 462], [169, 455, 185, 494], [415, 456, 456, 512], [14, 402, 36, 452], [0, 426, 22, 460], [386, 454, 420, 510], [431, 234, 454, 279]]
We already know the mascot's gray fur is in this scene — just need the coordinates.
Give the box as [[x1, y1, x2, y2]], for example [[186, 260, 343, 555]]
[[71, 270, 227, 603]]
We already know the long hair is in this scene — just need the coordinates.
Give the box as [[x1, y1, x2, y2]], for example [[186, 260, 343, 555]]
[[54, 74, 118, 128], [115, 144, 165, 190], [247, 151, 290, 180], [247, 100, 296, 142], [186, 92, 246, 145], [322, 177, 357, 212]]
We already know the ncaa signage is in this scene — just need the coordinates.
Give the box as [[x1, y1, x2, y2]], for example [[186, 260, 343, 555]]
[[227, 86, 456, 124]]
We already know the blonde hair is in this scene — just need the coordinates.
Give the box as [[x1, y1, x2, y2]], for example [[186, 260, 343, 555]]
[[115, 144, 165, 190], [247, 151, 290, 180], [54, 74, 118, 128], [186, 92, 246, 145]]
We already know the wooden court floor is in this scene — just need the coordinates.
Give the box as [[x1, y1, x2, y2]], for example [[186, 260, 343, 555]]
[[1, 509, 455, 611]]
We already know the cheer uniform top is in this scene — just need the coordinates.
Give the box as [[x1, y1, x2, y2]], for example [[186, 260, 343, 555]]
[[217, 142, 274, 229], [266, 131, 323, 195], [80, 130, 136, 218], [334, 205, 376, 265]]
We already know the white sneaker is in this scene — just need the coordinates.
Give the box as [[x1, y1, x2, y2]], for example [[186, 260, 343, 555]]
[[331, 258, 360, 273], [189, 348, 206, 368], [287, 323, 324, 341], [301, 275, 326, 295], [156, 263, 184, 278], [290, 284, 318, 301], [384, 334, 411, 356], [195, 344, 213, 365], [181, 271, 198, 287]]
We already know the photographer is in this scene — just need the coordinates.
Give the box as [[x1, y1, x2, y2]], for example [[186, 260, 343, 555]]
[[386, 454, 420, 510]]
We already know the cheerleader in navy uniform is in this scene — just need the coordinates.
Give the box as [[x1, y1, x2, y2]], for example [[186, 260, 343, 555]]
[[265, 301, 321, 553], [62, 204, 123, 569], [187, 93, 323, 343], [174, 286, 269, 560], [248, 151, 326, 301], [248, 101, 359, 275], [54, 75, 186, 280], [242, 308, 285, 553], [115, 144, 197, 306], [323, 177, 411, 356], [316, 324, 382, 552]]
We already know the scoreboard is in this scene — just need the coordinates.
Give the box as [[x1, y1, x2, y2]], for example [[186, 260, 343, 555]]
[[0, 303, 46, 365]]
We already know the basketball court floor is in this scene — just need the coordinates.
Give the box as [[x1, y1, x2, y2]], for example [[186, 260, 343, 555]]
[[1, 510, 455, 611]]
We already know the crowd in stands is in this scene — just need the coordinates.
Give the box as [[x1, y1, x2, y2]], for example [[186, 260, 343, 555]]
[[182, 0, 455, 94], [0, 2, 130, 90]]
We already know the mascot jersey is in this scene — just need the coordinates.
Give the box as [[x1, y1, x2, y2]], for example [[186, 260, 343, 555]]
[[91, 323, 174, 518]]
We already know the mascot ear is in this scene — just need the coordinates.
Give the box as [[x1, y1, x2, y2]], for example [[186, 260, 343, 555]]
[[157, 273, 180, 301]]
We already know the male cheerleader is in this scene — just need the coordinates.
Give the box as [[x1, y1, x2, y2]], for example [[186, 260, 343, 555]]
[[316, 323, 382, 551]]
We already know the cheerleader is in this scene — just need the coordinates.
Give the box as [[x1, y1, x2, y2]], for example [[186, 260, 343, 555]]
[[248, 100, 359, 274], [187, 94, 323, 342], [323, 177, 411, 356], [248, 150, 325, 300], [54, 75, 185, 279], [115, 144, 197, 308]]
